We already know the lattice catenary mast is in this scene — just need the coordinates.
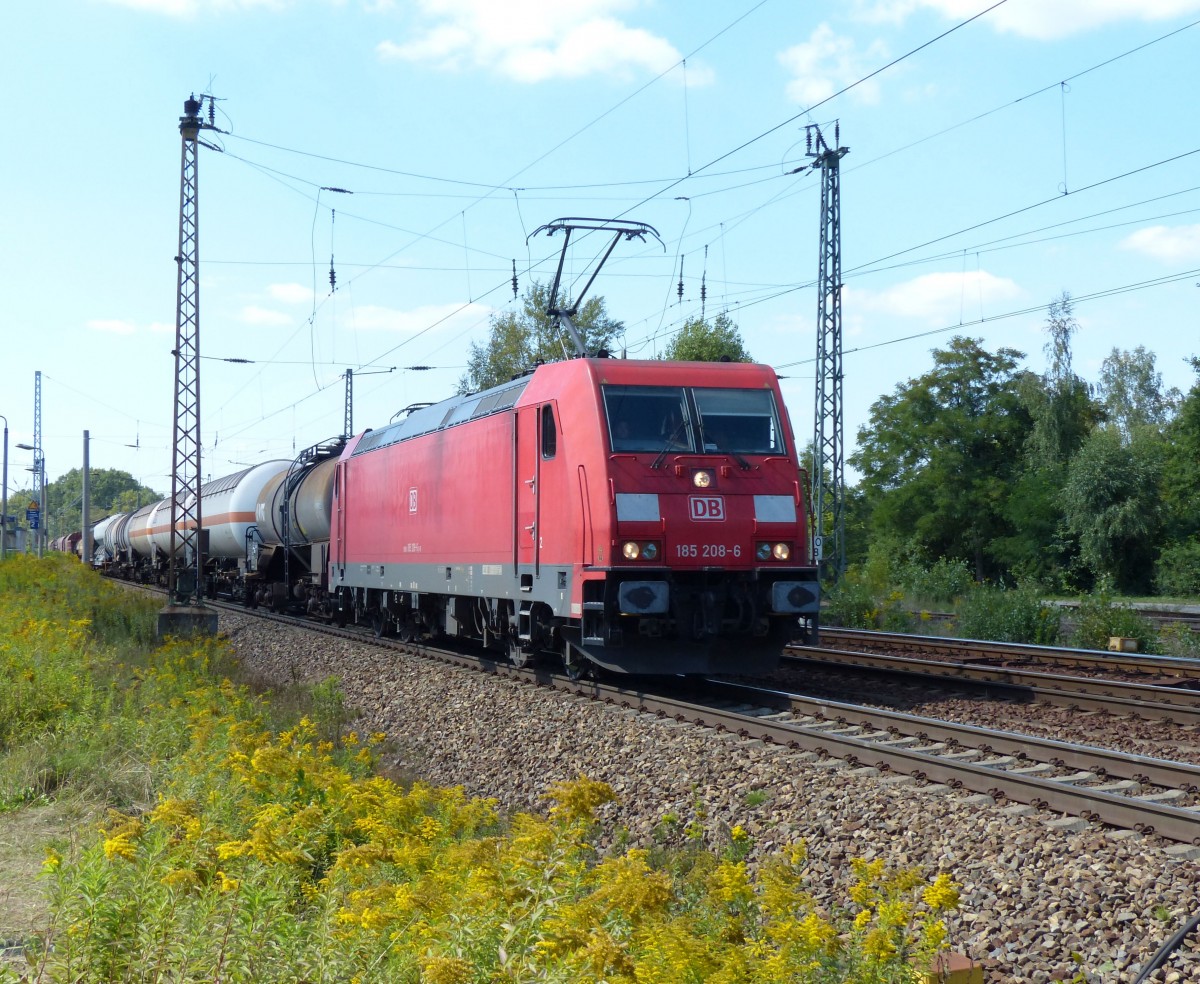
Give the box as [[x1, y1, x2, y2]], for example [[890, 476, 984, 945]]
[[805, 124, 849, 582], [164, 94, 216, 621]]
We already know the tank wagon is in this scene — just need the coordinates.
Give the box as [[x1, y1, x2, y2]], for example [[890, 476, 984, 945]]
[[329, 357, 819, 676]]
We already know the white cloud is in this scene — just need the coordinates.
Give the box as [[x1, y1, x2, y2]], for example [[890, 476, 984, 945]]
[[378, 0, 700, 83], [1120, 224, 1200, 263], [239, 306, 292, 327], [857, 0, 1200, 40], [267, 282, 315, 305], [352, 301, 494, 334], [779, 24, 887, 107], [87, 319, 137, 335], [148, 321, 174, 334], [849, 270, 1022, 324]]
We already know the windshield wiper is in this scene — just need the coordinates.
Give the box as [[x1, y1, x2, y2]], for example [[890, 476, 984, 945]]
[[704, 435, 751, 470], [651, 419, 690, 469], [726, 448, 752, 470]]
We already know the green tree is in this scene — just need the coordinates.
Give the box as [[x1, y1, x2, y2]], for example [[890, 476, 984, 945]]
[[660, 312, 753, 362], [994, 294, 1100, 588], [1022, 292, 1100, 468], [1062, 428, 1163, 593], [1156, 357, 1200, 593], [44, 468, 162, 539], [850, 336, 1031, 581], [459, 282, 623, 393], [1161, 356, 1200, 541], [1095, 345, 1179, 443]]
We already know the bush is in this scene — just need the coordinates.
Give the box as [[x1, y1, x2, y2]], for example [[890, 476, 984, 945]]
[[1155, 539, 1200, 598], [821, 571, 907, 630], [955, 584, 1060, 645], [1069, 580, 1158, 653], [896, 557, 972, 607]]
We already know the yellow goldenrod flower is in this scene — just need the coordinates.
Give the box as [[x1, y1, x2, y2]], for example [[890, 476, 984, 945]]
[[421, 955, 473, 984], [161, 868, 202, 891], [922, 872, 961, 912], [102, 833, 137, 862]]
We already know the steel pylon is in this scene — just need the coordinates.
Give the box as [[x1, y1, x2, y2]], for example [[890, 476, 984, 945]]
[[167, 96, 207, 605], [808, 125, 848, 582]]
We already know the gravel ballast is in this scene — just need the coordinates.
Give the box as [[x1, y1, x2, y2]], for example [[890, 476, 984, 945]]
[[220, 613, 1200, 983]]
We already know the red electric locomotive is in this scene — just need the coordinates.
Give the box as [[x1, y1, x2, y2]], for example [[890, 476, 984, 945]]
[[329, 357, 819, 677]]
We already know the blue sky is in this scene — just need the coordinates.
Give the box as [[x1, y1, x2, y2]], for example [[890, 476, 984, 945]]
[[3, 0, 1199, 506]]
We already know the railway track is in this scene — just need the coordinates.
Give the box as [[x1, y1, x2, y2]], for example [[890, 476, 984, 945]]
[[781, 647, 1200, 725], [182, 594, 1200, 848], [811, 627, 1200, 683]]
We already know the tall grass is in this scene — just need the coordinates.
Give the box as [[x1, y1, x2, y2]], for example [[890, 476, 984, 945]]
[[1, 557, 961, 982]]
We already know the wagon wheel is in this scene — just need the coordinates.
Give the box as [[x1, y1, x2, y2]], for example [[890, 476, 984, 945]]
[[371, 610, 392, 638]]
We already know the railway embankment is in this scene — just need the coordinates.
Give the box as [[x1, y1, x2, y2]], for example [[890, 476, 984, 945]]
[[1, 558, 965, 983], [219, 609, 1200, 983]]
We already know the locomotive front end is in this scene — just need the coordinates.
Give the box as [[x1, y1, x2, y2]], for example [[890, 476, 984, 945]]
[[574, 362, 820, 675]]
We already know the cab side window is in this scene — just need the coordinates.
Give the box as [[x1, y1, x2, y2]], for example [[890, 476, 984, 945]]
[[541, 404, 557, 459]]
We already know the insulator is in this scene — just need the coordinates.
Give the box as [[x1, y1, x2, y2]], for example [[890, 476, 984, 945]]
[[677, 256, 684, 302], [512, 259, 518, 299], [806, 128, 812, 153], [835, 122, 840, 145], [329, 256, 336, 291], [208, 99, 215, 126]]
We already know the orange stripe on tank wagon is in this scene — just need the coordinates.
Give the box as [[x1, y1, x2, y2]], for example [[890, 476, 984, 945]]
[[129, 511, 256, 537]]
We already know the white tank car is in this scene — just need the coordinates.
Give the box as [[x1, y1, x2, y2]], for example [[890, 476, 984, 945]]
[[90, 513, 123, 561], [193, 461, 292, 559], [255, 457, 338, 546], [126, 501, 165, 559], [107, 510, 137, 558]]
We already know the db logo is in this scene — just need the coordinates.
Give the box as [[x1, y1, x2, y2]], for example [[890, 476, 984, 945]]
[[689, 495, 725, 521]]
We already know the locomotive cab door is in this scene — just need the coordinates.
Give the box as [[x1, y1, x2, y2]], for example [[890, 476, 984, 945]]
[[515, 402, 561, 588]]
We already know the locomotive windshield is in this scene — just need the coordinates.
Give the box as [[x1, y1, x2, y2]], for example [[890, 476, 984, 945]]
[[604, 385, 784, 455]]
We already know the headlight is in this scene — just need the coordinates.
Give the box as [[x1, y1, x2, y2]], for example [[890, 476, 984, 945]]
[[773, 542, 791, 561], [756, 542, 772, 561], [622, 541, 660, 562], [692, 469, 714, 489]]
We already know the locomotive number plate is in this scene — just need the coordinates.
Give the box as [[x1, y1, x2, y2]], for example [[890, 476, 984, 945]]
[[675, 543, 742, 559]]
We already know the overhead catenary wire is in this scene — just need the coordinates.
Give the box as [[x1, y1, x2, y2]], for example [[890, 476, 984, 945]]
[[192, 0, 1195, 465]]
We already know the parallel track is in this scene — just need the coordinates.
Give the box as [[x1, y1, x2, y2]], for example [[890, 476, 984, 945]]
[[782, 648, 1200, 725], [814, 627, 1200, 681]]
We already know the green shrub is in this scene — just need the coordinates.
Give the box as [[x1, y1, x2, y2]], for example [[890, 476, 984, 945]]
[[822, 573, 883, 629], [955, 584, 1060, 645], [1155, 539, 1200, 598], [896, 556, 972, 607], [1070, 580, 1158, 653]]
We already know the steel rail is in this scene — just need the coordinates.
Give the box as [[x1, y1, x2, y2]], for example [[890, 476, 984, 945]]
[[815, 628, 1200, 679], [697, 678, 1200, 794], [784, 648, 1200, 725]]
